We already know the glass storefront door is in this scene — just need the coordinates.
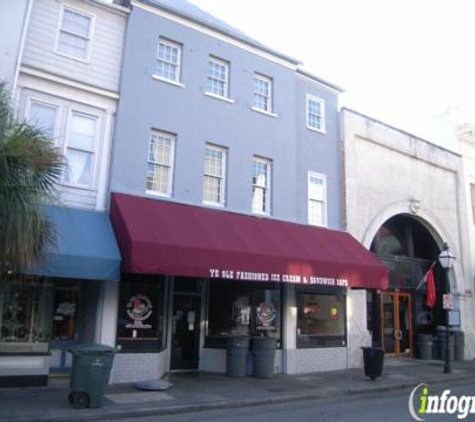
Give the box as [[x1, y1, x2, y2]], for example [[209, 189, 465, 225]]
[[49, 280, 98, 372], [49, 281, 79, 372], [380, 292, 413, 357], [171, 294, 201, 370]]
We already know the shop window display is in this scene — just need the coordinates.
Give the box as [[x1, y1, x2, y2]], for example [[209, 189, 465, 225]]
[[206, 280, 282, 348], [116, 276, 166, 352], [297, 291, 346, 348], [0, 277, 53, 353], [51, 283, 78, 341]]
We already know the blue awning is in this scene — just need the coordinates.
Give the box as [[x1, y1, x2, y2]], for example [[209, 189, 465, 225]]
[[29, 206, 121, 281]]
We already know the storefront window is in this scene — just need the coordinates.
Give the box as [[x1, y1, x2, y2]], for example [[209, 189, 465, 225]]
[[116, 276, 166, 352], [51, 282, 79, 341], [206, 280, 282, 348], [297, 291, 346, 348], [0, 277, 53, 353]]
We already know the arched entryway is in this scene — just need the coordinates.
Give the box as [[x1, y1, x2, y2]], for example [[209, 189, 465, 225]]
[[367, 214, 447, 357]]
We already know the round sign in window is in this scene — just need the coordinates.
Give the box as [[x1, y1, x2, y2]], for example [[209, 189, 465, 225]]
[[257, 301, 276, 329], [126, 294, 153, 329]]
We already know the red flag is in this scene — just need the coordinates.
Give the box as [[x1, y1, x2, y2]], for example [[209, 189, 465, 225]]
[[426, 267, 436, 308]]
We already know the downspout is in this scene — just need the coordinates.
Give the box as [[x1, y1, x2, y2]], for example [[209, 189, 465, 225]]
[[11, 0, 34, 104], [339, 109, 351, 368]]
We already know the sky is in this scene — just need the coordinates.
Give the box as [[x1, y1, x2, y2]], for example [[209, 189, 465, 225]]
[[190, 0, 475, 139]]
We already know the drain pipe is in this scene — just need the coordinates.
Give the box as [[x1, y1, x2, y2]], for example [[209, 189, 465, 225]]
[[11, 0, 34, 104]]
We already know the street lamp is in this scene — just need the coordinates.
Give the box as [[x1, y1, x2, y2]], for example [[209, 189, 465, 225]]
[[438, 243, 456, 374]]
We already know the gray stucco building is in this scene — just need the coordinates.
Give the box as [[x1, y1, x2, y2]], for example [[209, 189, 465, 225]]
[[111, 2, 342, 227], [106, 0, 386, 383]]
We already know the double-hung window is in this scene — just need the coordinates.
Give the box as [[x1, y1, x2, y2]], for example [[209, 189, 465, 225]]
[[203, 144, 227, 206], [56, 6, 93, 61], [64, 112, 97, 187], [308, 172, 327, 227], [306, 95, 325, 132], [252, 157, 271, 214], [206, 57, 229, 99], [155, 38, 181, 83], [146, 131, 175, 196], [253, 74, 273, 113], [28, 100, 59, 140]]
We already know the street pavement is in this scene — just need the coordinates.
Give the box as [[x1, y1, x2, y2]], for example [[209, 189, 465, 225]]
[[1, 358, 475, 422], [101, 380, 475, 422]]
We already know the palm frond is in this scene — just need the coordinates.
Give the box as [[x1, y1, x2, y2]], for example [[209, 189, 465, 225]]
[[0, 82, 65, 272]]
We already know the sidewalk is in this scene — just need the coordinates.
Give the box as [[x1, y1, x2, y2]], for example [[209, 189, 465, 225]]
[[2, 359, 475, 422]]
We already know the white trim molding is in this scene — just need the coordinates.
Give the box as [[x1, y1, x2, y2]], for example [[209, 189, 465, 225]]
[[54, 4, 96, 64], [202, 143, 227, 207], [307, 171, 327, 227], [132, 0, 298, 71], [306, 94, 326, 134], [146, 129, 176, 197], [20, 66, 119, 99], [252, 155, 272, 215]]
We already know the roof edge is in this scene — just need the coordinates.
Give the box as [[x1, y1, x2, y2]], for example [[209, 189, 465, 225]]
[[135, 0, 302, 66], [297, 68, 344, 93], [88, 0, 130, 14], [342, 107, 462, 157]]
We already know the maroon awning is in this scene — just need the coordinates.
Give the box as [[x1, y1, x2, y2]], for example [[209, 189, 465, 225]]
[[110, 193, 388, 289]]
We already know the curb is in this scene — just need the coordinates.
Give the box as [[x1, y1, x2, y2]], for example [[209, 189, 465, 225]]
[[4, 373, 475, 422]]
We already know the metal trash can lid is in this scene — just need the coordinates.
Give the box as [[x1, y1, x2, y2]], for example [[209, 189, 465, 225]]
[[67, 343, 115, 355], [361, 346, 385, 352]]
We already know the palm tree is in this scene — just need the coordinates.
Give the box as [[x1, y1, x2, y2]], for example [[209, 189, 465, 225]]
[[0, 83, 64, 273]]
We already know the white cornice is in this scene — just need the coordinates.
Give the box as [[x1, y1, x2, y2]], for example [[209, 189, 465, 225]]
[[88, 0, 130, 15], [20, 66, 119, 100], [296, 72, 343, 95], [132, 0, 298, 71]]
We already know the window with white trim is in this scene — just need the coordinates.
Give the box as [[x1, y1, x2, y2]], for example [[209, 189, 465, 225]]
[[252, 157, 271, 214], [206, 57, 229, 98], [146, 131, 175, 196], [155, 38, 182, 83], [203, 144, 227, 206], [56, 6, 93, 61], [64, 112, 97, 187], [253, 74, 272, 113], [308, 172, 327, 227], [306, 95, 325, 132], [28, 100, 59, 139]]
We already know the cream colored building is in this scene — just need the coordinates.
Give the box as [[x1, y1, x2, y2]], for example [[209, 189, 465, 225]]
[[341, 108, 475, 365], [0, 0, 127, 386]]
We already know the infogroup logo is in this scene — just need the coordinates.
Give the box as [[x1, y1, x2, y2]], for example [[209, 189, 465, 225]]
[[408, 383, 475, 420]]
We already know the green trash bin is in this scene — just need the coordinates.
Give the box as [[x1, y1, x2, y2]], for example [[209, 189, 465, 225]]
[[68, 343, 115, 409]]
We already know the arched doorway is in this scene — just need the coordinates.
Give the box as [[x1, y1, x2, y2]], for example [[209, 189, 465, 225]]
[[367, 214, 446, 357]]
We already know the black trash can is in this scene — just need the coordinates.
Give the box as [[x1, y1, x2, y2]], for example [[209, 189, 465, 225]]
[[453, 331, 465, 361], [226, 337, 250, 377], [437, 329, 454, 362], [416, 334, 433, 360], [432, 335, 440, 360], [361, 346, 384, 381], [252, 337, 276, 379], [68, 343, 115, 409]]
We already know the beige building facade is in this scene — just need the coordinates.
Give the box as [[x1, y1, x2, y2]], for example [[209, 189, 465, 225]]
[[341, 108, 475, 366]]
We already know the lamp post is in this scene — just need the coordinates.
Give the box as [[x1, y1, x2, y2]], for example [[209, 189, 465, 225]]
[[438, 243, 456, 374]]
